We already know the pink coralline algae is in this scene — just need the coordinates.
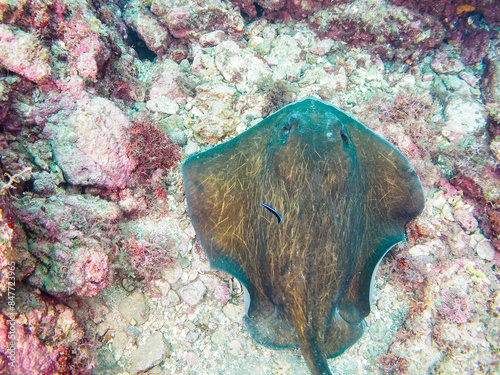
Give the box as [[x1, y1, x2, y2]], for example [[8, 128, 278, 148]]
[[14, 192, 121, 297], [150, 0, 245, 40], [122, 0, 245, 59], [0, 24, 52, 84], [61, 18, 111, 82], [308, 2, 446, 62], [0, 290, 93, 374], [391, 0, 500, 28], [0, 0, 128, 87], [147, 59, 191, 103], [0, 313, 60, 375], [23, 241, 113, 297], [393, 0, 499, 65], [123, 0, 171, 56], [45, 97, 136, 190], [230, 0, 347, 20]]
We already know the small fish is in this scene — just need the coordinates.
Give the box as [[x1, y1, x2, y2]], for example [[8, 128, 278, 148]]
[[262, 203, 282, 224]]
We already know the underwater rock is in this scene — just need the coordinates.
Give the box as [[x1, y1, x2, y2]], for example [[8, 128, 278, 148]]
[[177, 280, 207, 306], [475, 238, 496, 261], [32, 171, 58, 196], [148, 59, 190, 104], [431, 54, 465, 75], [60, 17, 112, 82], [0, 24, 52, 84], [151, 0, 244, 41], [146, 97, 180, 114], [460, 30, 490, 65], [214, 40, 272, 90], [167, 129, 188, 146], [118, 290, 150, 326], [108, 54, 148, 103], [27, 243, 112, 297], [199, 30, 227, 47], [481, 53, 500, 112], [441, 98, 486, 143], [124, 0, 170, 57], [15, 192, 121, 296], [188, 81, 243, 143], [453, 209, 478, 234], [46, 97, 136, 189], [16, 193, 122, 245], [266, 34, 305, 82], [0, 299, 87, 374], [129, 332, 171, 374], [162, 262, 183, 285], [309, 38, 336, 56], [191, 46, 219, 77], [230, 0, 334, 19], [308, 0, 445, 62]]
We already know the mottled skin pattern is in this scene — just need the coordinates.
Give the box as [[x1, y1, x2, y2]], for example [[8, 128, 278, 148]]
[[183, 97, 424, 375]]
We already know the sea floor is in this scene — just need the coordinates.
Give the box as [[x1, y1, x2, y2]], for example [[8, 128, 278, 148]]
[[1, 0, 499, 374]]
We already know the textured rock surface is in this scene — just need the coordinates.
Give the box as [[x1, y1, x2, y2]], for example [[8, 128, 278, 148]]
[[214, 40, 272, 90], [177, 279, 207, 306], [441, 98, 486, 143], [129, 331, 171, 374], [47, 97, 136, 189], [151, 0, 244, 40], [124, 0, 171, 57], [118, 290, 150, 326], [0, 24, 52, 83]]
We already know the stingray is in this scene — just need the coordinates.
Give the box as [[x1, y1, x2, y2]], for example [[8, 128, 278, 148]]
[[182, 97, 424, 375]]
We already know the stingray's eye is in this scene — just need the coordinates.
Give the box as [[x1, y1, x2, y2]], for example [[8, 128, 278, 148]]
[[340, 130, 349, 145], [280, 125, 291, 139], [281, 114, 301, 139]]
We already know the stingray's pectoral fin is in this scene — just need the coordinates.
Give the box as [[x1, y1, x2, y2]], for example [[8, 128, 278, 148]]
[[243, 302, 299, 350], [324, 311, 365, 358]]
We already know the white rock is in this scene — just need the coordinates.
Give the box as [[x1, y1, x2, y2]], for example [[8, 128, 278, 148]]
[[441, 98, 486, 143], [453, 209, 478, 233], [146, 97, 179, 114], [214, 40, 271, 91], [178, 280, 206, 306], [222, 302, 244, 322], [475, 239, 496, 261], [129, 332, 171, 374], [117, 290, 150, 326], [309, 39, 335, 56], [48, 97, 136, 189], [431, 55, 465, 74], [409, 243, 434, 257], [162, 262, 183, 284]]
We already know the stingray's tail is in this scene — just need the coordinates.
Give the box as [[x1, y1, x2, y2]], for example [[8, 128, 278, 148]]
[[296, 311, 365, 375], [296, 327, 332, 375]]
